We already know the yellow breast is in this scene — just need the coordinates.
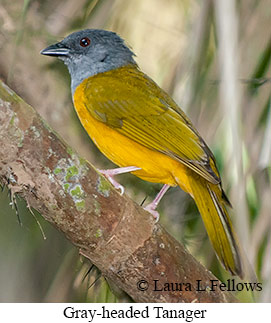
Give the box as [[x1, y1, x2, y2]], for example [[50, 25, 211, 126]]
[[73, 79, 191, 189]]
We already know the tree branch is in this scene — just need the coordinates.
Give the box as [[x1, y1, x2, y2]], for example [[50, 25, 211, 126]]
[[0, 81, 237, 302]]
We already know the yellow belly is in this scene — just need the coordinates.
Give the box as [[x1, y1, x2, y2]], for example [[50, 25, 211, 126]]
[[73, 84, 192, 192]]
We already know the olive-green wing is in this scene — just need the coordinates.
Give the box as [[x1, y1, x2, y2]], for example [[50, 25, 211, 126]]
[[82, 65, 220, 184]]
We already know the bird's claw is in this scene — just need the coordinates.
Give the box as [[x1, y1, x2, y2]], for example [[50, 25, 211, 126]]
[[144, 204, 160, 223], [113, 182, 125, 195], [99, 166, 140, 195], [100, 171, 125, 195]]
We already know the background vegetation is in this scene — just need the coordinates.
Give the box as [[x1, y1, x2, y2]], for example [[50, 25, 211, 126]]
[[0, 0, 270, 302]]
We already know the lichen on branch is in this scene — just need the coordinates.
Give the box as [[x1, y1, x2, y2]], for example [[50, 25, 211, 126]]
[[0, 81, 237, 303]]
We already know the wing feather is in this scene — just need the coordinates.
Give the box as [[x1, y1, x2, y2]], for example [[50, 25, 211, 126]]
[[83, 65, 220, 184]]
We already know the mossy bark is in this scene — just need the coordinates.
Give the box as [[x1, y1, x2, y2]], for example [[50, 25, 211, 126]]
[[0, 81, 237, 303]]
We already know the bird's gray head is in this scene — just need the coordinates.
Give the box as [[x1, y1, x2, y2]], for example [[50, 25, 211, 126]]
[[41, 29, 136, 94]]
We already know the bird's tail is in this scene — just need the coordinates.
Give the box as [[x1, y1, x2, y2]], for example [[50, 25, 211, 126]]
[[187, 176, 243, 278]]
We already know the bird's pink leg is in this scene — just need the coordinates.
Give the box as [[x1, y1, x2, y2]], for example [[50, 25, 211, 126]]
[[99, 166, 141, 195], [144, 184, 171, 222]]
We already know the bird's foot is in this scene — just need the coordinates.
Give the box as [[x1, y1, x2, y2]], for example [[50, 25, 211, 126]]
[[98, 166, 141, 195], [143, 184, 171, 222], [144, 203, 160, 222]]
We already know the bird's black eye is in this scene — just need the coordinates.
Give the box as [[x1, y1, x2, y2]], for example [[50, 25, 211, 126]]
[[80, 37, 91, 47]]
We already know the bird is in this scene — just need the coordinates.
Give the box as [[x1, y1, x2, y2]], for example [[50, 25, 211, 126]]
[[41, 29, 244, 278]]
